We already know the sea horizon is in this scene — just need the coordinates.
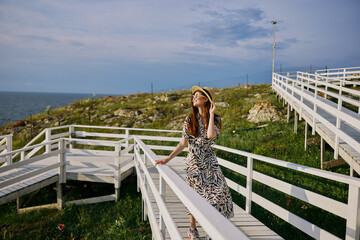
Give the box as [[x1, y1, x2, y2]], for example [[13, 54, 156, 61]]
[[0, 91, 121, 127]]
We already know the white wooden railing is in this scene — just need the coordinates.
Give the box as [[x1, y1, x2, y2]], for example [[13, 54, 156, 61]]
[[0, 134, 12, 165], [133, 136, 249, 240], [315, 67, 360, 85], [1, 125, 360, 239], [272, 71, 360, 163], [135, 133, 360, 240]]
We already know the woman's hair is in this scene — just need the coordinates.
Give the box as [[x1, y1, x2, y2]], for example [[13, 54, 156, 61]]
[[188, 91, 221, 137]]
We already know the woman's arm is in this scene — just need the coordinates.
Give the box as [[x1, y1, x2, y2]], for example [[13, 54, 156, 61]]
[[207, 102, 217, 139], [154, 136, 188, 166]]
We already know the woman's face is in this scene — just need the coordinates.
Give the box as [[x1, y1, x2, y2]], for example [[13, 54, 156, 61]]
[[192, 91, 208, 107]]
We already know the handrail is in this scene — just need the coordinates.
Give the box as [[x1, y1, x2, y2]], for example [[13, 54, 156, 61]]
[[11, 129, 46, 160], [2, 124, 360, 239], [133, 136, 250, 240], [273, 72, 360, 161], [71, 124, 182, 133], [135, 134, 360, 240]]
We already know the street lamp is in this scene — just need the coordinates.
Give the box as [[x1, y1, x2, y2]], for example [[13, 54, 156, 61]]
[[271, 20, 277, 75]]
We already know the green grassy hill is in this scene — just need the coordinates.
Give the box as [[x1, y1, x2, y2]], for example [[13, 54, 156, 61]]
[[0, 84, 350, 239]]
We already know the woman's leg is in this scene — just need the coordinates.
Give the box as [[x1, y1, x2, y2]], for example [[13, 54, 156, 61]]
[[189, 214, 196, 228]]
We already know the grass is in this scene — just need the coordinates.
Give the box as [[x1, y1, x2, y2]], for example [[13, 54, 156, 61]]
[[0, 176, 151, 240], [0, 84, 354, 239]]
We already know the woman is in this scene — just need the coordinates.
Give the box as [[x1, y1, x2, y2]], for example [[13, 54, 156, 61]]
[[155, 86, 234, 240]]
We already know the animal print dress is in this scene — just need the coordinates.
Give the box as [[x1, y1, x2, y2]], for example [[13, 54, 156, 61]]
[[182, 113, 234, 218]]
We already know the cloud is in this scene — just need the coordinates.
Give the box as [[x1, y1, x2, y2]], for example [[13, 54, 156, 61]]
[[240, 37, 300, 52], [184, 45, 213, 52], [191, 7, 271, 47], [19, 35, 59, 43]]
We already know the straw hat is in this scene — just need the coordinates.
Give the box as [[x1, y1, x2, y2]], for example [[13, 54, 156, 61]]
[[192, 86, 215, 104]]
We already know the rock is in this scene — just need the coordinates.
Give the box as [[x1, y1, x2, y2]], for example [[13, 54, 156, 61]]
[[247, 101, 281, 123], [13, 120, 27, 127], [153, 95, 168, 104], [114, 108, 131, 116], [168, 95, 179, 102], [216, 102, 229, 107], [100, 114, 111, 121], [254, 93, 262, 98], [128, 109, 143, 117], [149, 112, 166, 121], [44, 118, 53, 124]]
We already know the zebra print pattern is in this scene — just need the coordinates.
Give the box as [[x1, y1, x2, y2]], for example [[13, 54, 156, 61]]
[[183, 113, 234, 218]]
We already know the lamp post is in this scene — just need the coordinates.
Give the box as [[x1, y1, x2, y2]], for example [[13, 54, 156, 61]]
[[271, 20, 277, 74]]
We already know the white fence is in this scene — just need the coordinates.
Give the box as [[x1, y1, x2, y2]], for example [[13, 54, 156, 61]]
[[272, 70, 360, 164], [0, 134, 12, 165], [1, 125, 360, 239], [315, 67, 360, 86]]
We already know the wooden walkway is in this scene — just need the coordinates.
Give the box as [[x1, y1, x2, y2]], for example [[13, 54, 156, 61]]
[[0, 153, 134, 205], [289, 85, 360, 169], [141, 156, 283, 240]]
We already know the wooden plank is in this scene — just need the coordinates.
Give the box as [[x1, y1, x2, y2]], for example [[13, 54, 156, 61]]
[[0, 175, 58, 205], [0, 162, 62, 189], [64, 194, 116, 206]]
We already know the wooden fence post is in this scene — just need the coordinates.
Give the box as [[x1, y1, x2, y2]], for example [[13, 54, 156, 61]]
[[58, 139, 66, 184], [6, 134, 12, 164], [320, 138, 325, 170], [69, 125, 75, 150], [294, 112, 298, 134], [125, 129, 129, 148], [143, 154, 148, 222], [304, 122, 308, 151], [246, 156, 253, 213], [345, 185, 360, 240], [159, 174, 166, 238], [114, 143, 121, 201], [57, 139, 66, 210], [334, 84, 342, 160], [45, 129, 51, 153]]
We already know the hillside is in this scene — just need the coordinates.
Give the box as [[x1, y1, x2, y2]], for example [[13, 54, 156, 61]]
[[0, 84, 350, 239]]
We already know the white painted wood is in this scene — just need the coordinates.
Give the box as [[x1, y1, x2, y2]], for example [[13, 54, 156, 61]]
[[214, 144, 360, 188], [253, 171, 347, 218], [252, 192, 341, 240], [246, 157, 253, 214], [134, 163, 163, 240], [18, 203, 58, 213], [65, 194, 116, 206], [0, 162, 61, 189], [0, 175, 58, 205], [51, 132, 70, 140], [11, 130, 45, 160], [66, 148, 117, 156], [134, 145, 183, 240], [0, 150, 60, 173], [217, 157, 247, 176], [134, 137, 250, 240], [58, 139, 66, 183], [346, 185, 360, 240]]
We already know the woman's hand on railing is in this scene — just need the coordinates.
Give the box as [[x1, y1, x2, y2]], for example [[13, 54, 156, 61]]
[[155, 158, 169, 166]]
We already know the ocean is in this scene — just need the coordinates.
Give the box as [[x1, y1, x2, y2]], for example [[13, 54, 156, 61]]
[[0, 91, 115, 127]]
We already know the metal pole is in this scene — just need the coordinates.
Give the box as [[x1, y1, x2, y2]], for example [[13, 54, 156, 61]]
[[271, 20, 277, 74]]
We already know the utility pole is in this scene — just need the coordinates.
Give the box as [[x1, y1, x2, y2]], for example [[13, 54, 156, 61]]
[[271, 20, 277, 75]]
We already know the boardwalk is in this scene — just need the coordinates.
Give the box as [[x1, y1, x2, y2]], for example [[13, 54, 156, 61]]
[[272, 70, 360, 175], [0, 152, 134, 206], [143, 156, 282, 239]]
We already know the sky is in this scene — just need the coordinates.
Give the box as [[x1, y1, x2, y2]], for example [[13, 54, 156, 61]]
[[0, 0, 359, 95]]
